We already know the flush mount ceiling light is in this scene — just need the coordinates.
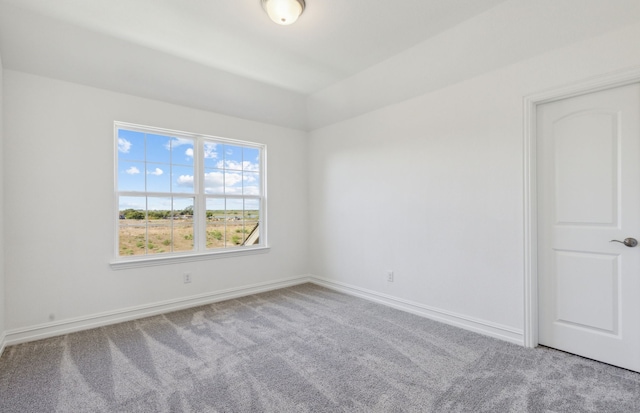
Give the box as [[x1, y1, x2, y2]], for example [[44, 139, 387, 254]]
[[261, 0, 305, 26]]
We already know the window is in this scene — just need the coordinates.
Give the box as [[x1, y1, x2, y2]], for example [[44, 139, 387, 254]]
[[114, 122, 266, 263]]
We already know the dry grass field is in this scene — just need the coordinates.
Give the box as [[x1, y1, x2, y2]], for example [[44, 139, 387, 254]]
[[119, 218, 258, 256]]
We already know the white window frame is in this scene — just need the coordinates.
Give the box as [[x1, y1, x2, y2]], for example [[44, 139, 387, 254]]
[[111, 121, 268, 270]]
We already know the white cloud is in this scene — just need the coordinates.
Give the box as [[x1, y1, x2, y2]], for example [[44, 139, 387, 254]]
[[177, 175, 194, 187], [125, 166, 140, 175], [177, 171, 258, 194], [215, 160, 259, 172], [148, 168, 164, 176], [165, 137, 193, 151], [225, 172, 243, 186], [185, 148, 194, 158], [118, 138, 132, 153], [204, 171, 224, 186], [202, 171, 243, 194], [204, 143, 218, 159]]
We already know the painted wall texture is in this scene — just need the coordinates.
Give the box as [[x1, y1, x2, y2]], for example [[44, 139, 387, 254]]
[[0, 53, 5, 342], [1, 6, 640, 346], [3, 72, 309, 331], [308, 21, 640, 339]]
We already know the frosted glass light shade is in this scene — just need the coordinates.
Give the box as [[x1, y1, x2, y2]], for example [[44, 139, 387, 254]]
[[261, 0, 305, 25]]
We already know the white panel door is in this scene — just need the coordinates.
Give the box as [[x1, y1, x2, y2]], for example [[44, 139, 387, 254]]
[[537, 83, 640, 372]]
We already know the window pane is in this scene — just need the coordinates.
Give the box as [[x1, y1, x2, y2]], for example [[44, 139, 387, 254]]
[[173, 198, 194, 252], [171, 137, 194, 166], [147, 220, 171, 255], [225, 198, 243, 247], [203, 141, 221, 168], [118, 130, 144, 162], [225, 170, 243, 194], [226, 198, 243, 212], [146, 133, 172, 164], [227, 220, 244, 246], [119, 221, 147, 256], [243, 147, 260, 171], [119, 196, 147, 256], [119, 196, 146, 213], [204, 169, 225, 194], [146, 196, 172, 212], [146, 197, 171, 255], [172, 165, 194, 194], [243, 172, 260, 195], [118, 161, 145, 192], [224, 144, 243, 170], [244, 199, 260, 246], [116, 124, 264, 258], [146, 164, 171, 192], [206, 198, 226, 249]]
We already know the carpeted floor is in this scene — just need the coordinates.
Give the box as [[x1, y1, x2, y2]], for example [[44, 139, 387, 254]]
[[0, 283, 639, 412]]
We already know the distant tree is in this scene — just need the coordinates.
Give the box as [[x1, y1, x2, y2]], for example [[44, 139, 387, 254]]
[[122, 209, 145, 220], [148, 210, 170, 219]]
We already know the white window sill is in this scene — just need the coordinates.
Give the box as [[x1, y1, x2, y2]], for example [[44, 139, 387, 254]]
[[110, 246, 270, 270]]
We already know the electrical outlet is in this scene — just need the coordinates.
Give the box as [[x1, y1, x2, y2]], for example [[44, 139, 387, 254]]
[[387, 271, 394, 282], [183, 273, 192, 284]]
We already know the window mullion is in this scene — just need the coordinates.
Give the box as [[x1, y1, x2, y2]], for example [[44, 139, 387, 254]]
[[194, 137, 206, 251]]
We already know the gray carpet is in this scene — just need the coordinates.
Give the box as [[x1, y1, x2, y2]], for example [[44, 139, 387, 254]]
[[0, 283, 639, 412]]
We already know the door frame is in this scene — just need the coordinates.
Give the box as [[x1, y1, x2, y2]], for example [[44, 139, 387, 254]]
[[523, 66, 640, 348]]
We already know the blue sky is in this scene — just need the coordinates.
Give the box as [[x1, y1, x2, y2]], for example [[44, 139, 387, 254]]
[[117, 129, 260, 211]]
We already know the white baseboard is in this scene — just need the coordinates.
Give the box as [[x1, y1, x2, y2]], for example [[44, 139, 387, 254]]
[[5, 275, 311, 347], [3, 274, 523, 348], [309, 275, 524, 345], [0, 332, 7, 358]]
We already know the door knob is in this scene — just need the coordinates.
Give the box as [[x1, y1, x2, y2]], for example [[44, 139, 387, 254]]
[[610, 238, 638, 247]]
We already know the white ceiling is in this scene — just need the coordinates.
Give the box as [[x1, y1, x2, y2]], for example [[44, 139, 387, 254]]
[[0, 0, 639, 130], [0, 0, 507, 94]]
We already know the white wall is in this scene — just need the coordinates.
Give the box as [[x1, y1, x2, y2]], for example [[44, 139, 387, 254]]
[[0, 52, 6, 347], [308, 22, 640, 342], [3, 71, 309, 337], [3, 4, 640, 349], [307, 0, 640, 129]]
